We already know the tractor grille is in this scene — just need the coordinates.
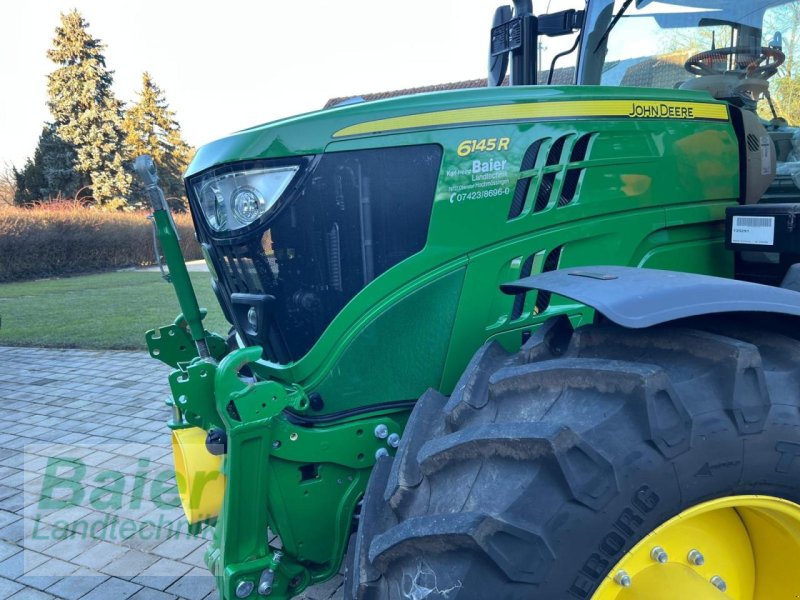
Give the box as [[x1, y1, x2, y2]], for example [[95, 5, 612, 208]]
[[509, 245, 563, 321], [507, 132, 595, 218], [198, 144, 443, 363], [534, 246, 562, 314], [559, 133, 593, 206], [218, 248, 268, 294], [534, 135, 570, 212], [508, 139, 545, 219], [510, 254, 536, 319]]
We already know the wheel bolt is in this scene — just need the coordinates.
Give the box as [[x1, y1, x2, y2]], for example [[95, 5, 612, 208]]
[[387, 433, 401, 448], [614, 570, 632, 587], [374, 424, 389, 439], [687, 549, 705, 566], [710, 575, 727, 592], [650, 546, 668, 563], [375, 448, 389, 459]]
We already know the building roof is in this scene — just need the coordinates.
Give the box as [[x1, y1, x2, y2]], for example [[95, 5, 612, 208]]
[[323, 78, 492, 109], [323, 68, 575, 109]]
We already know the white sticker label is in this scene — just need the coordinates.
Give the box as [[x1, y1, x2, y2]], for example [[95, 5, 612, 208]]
[[761, 136, 772, 176], [731, 215, 775, 246]]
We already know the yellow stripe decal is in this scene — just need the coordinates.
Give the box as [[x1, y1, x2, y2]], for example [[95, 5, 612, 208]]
[[333, 100, 729, 138]]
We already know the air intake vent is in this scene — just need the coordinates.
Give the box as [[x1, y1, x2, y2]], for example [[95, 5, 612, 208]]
[[534, 135, 571, 213], [535, 246, 562, 315], [570, 133, 592, 162], [508, 139, 546, 219], [510, 254, 535, 320], [559, 133, 594, 207], [220, 250, 266, 294]]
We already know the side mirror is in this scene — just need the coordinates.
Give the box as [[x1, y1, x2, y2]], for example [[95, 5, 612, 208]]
[[769, 31, 783, 51], [488, 5, 512, 87]]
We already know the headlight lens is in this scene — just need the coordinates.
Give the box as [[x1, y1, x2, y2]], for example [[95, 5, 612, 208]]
[[193, 166, 298, 232]]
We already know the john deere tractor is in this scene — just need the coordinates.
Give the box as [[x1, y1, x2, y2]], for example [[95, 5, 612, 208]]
[[137, 0, 800, 598]]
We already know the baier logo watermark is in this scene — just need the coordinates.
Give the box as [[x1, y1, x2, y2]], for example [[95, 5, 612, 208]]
[[23, 442, 214, 577]]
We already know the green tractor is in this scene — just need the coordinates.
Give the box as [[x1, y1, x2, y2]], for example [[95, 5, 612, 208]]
[[136, 0, 800, 598]]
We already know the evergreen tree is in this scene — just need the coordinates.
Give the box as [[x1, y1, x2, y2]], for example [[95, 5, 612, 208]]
[[39, 123, 83, 198], [13, 154, 46, 205], [46, 10, 130, 208], [12, 124, 82, 204], [123, 72, 192, 209]]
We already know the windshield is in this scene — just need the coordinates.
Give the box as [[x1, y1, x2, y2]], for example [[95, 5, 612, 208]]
[[581, 0, 799, 121]]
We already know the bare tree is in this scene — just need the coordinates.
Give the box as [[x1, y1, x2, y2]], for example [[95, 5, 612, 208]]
[[0, 163, 16, 206]]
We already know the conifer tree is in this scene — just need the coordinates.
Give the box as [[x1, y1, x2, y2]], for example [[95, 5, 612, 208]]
[[13, 154, 46, 205], [39, 123, 83, 198], [46, 10, 130, 208], [12, 124, 82, 204], [123, 72, 192, 208]]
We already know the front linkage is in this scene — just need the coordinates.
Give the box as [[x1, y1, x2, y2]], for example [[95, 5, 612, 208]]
[[134, 157, 407, 599]]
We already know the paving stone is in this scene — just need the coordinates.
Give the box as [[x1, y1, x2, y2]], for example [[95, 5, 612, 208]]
[[0, 577, 24, 598], [131, 558, 191, 591], [101, 548, 158, 578], [0, 540, 21, 563], [164, 567, 216, 599], [0, 348, 348, 599], [15, 574, 62, 593], [0, 511, 21, 530], [18, 520, 60, 553], [0, 492, 25, 514], [6, 588, 56, 600], [77, 577, 142, 600], [0, 550, 48, 580], [0, 518, 25, 544], [19, 564, 76, 594], [181, 545, 207, 569], [40, 533, 99, 561], [71, 540, 129, 570], [128, 588, 177, 600], [150, 533, 205, 561], [45, 571, 109, 600]]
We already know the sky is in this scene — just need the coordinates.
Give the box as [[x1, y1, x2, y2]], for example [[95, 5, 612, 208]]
[[0, 0, 583, 169]]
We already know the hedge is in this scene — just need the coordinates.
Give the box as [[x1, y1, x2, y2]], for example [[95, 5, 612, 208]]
[[0, 202, 202, 282]]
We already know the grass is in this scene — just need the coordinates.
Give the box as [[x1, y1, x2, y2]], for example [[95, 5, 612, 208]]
[[0, 270, 230, 350]]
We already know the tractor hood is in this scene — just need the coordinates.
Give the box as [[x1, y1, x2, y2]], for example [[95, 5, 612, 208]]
[[185, 83, 736, 366], [185, 85, 729, 177]]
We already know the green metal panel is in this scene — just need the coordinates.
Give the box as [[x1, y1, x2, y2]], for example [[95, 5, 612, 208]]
[[312, 268, 466, 413], [147, 84, 742, 599]]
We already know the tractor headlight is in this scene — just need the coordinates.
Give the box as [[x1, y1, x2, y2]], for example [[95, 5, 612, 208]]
[[193, 166, 298, 232]]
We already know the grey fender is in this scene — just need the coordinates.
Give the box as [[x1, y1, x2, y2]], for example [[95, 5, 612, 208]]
[[501, 266, 800, 329]]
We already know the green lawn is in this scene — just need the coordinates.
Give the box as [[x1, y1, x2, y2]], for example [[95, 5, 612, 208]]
[[0, 271, 230, 350]]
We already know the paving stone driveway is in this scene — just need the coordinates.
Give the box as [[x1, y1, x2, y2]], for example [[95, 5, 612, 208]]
[[0, 346, 344, 600]]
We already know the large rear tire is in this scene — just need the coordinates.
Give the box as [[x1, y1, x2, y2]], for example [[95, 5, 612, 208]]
[[346, 314, 800, 599]]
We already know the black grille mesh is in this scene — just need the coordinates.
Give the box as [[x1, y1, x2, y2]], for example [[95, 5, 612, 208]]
[[535, 245, 562, 315], [510, 254, 535, 319], [534, 135, 570, 213], [559, 133, 594, 207], [508, 139, 546, 219]]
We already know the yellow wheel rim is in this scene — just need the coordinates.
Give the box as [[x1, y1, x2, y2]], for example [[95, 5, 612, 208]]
[[591, 496, 800, 599]]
